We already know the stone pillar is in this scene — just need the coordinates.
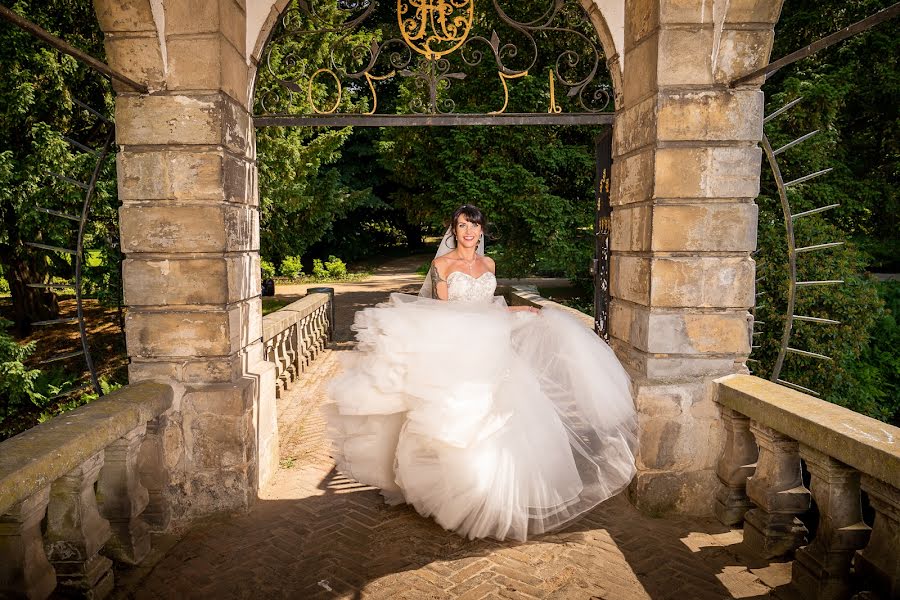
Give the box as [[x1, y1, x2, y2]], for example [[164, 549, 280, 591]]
[[96, 0, 279, 521], [45, 452, 114, 598], [743, 422, 809, 558], [612, 0, 782, 515], [855, 476, 900, 599], [714, 407, 758, 525], [791, 446, 870, 600], [0, 487, 56, 600]]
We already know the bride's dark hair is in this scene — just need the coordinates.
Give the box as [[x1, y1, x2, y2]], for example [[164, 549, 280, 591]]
[[447, 204, 486, 248]]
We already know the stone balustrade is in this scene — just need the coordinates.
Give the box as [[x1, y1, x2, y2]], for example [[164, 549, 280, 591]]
[[715, 374, 899, 600], [0, 382, 174, 600], [262, 289, 334, 398]]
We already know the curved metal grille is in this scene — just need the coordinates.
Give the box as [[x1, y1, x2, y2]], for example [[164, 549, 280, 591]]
[[256, 0, 613, 124]]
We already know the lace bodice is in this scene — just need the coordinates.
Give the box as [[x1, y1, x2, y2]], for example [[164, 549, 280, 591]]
[[447, 271, 497, 303]]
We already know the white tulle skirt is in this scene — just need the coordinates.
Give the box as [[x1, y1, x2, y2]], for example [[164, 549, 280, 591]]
[[324, 293, 638, 542]]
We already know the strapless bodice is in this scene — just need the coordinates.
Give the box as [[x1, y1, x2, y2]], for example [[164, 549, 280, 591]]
[[447, 271, 497, 303]]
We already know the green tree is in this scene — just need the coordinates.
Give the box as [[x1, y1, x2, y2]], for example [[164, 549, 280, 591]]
[[0, 0, 115, 332]]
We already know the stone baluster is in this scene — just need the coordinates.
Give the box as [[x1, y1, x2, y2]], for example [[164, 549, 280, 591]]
[[291, 319, 303, 375], [273, 331, 286, 398], [791, 446, 870, 600], [138, 416, 172, 531], [0, 487, 56, 600], [743, 421, 810, 558], [315, 306, 326, 354], [44, 451, 114, 598], [855, 475, 900, 599], [285, 321, 299, 383], [97, 425, 151, 565], [301, 315, 313, 367], [278, 330, 293, 392], [715, 407, 759, 526]]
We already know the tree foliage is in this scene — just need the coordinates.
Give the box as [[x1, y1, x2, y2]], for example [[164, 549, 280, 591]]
[[751, 0, 899, 421]]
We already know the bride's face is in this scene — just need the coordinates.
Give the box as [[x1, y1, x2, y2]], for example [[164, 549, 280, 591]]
[[455, 216, 482, 249]]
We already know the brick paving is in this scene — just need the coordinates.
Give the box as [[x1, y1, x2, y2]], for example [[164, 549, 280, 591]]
[[118, 259, 799, 600]]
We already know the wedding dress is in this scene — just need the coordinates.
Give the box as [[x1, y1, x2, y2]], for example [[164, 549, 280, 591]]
[[324, 266, 638, 542]]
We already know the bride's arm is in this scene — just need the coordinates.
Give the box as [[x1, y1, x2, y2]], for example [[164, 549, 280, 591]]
[[431, 260, 449, 300], [486, 257, 539, 314]]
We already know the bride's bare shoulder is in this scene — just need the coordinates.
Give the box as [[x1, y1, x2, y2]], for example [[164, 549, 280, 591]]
[[482, 256, 495, 272]]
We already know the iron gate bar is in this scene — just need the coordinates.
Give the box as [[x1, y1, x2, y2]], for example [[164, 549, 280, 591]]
[[730, 2, 900, 87], [0, 4, 148, 94], [254, 112, 615, 127]]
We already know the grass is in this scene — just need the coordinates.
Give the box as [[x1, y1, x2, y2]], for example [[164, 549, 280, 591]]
[[262, 297, 294, 315]]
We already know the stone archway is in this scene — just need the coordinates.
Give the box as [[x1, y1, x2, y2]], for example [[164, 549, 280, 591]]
[[94, 0, 783, 523]]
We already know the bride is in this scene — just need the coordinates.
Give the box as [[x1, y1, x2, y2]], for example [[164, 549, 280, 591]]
[[325, 205, 638, 542]]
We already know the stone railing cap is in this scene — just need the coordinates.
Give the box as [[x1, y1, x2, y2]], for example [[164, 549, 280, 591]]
[[262, 292, 330, 342], [0, 381, 173, 517], [716, 374, 900, 490]]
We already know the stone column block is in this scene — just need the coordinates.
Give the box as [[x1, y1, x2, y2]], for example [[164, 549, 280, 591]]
[[650, 203, 758, 252], [657, 28, 714, 87], [97, 425, 151, 565], [743, 422, 810, 558], [45, 452, 114, 599], [791, 446, 870, 600], [0, 487, 56, 600], [714, 407, 758, 526], [125, 306, 243, 358], [649, 257, 755, 308], [654, 145, 762, 199], [657, 90, 763, 142], [855, 475, 900, 599]]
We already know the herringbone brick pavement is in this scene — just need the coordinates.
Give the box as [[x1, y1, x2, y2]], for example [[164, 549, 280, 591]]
[[119, 345, 797, 600]]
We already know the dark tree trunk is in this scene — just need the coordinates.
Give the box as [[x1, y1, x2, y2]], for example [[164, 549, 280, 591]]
[[400, 222, 425, 251], [3, 253, 59, 335]]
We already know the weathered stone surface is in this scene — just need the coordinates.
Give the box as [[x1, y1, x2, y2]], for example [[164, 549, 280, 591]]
[[659, 0, 715, 24], [743, 422, 810, 559], [623, 31, 659, 104], [118, 149, 225, 201], [125, 308, 243, 358], [714, 408, 758, 526], [0, 384, 173, 519], [97, 425, 151, 566], [119, 204, 255, 254], [123, 254, 259, 307], [657, 90, 763, 141], [610, 204, 651, 252], [0, 487, 56, 600], [650, 202, 758, 252], [102, 32, 166, 92], [611, 148, 653, 206], [627, 468, 720, 516], [715, 29, 775, 85], [724, 0, 784, 24], [654, 145, 761, 199], [624, 0, 659, 49], [116, 94, 250, 155], [649, 256, 755, 308], [646, 311, 750, 355], [658, 28, 714, 87], [138, 418, 172, 532], [716, 375, 900, 491], [610, 255, 651, 305], [792, 446, 870, 600], [613, 95, 656, 156], [855, 475, 900, 600], [45, 452, 114, 599]]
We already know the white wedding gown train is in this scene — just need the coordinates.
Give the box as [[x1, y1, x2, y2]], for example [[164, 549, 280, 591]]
[[325, 272, 638, 541]]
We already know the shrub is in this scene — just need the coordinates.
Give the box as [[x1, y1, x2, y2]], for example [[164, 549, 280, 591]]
[[311, 258, 328, 279], [0, 318, 43, 417], [260, 259, 277, 280], [324, 255, 347, 278], [279, 256, 303, 279]]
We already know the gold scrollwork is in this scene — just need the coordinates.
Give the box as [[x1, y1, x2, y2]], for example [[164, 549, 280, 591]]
[[489, 71, 528, 115], [364, 71, 396, 115], [600, 168, 610, 195], [548, 69, 562, 114], [307, 68, 342, 115], [398, 0, 475, 59]]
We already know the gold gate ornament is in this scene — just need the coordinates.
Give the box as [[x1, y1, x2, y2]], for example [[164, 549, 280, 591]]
[[399, 0, 475, 59]]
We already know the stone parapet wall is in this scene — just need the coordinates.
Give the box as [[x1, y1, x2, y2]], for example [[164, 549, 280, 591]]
[[715, 374, 900, 600], [0, 383, 174, 599]]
